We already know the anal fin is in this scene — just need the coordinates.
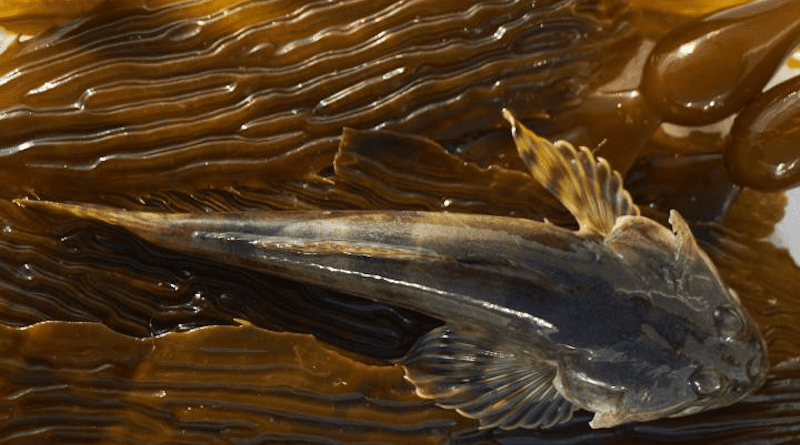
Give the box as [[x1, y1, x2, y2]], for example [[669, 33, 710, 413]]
[[402, 326, 578, 430]]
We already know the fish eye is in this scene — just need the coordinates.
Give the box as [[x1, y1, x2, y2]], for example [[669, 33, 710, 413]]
[[690, 369, 725, 397], [713, 306, 744, 338]]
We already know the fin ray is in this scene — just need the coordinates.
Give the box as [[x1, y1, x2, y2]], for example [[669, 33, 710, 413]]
[[402, 326, 578, 430], [502, 109, 639, 236]]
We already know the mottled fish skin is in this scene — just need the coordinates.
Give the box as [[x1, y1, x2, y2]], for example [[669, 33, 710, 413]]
[[14, 111, 768, 430]]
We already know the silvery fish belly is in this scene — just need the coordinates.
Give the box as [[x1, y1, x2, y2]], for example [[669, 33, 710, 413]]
[[15, 109, 768, 430]]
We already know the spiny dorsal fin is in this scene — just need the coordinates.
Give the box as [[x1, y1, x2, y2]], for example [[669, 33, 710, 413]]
[[402, 326, 578, 430], [669, 209, 700, 264], [668, 209, 718, 291], [502, 109, 639, 237]]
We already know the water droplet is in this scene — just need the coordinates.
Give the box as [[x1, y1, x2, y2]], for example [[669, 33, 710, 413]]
[[18, 263, 32, 280]]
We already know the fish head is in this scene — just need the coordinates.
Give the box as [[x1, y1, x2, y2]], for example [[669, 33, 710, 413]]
[[559, 210, 768, 428], [501, 110, 767, 428]]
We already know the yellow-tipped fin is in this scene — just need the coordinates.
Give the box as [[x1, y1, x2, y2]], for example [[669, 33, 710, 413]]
[[502, 109, 639, 237]]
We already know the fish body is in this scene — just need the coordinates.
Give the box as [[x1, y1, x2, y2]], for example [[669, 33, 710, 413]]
[[16, 110, 768, 430]]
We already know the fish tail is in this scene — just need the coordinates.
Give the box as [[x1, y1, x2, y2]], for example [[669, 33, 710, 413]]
[[12, 198, 162, 234]]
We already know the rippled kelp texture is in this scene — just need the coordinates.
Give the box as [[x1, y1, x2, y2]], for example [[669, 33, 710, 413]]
[[0, 0, 635, 204], [0, 0, 799, 444], [0, 320, 475, 444]]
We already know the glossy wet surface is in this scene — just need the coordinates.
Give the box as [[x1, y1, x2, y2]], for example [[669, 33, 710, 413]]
[[0, 0, 799, 443]]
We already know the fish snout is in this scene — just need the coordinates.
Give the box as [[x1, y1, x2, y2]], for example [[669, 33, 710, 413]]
[[723, 354, 767, 405], [741, 331, 769, 390], [691, 323, 769, 410], [713, 303, 769, 393], [732, 309, 769, 392]]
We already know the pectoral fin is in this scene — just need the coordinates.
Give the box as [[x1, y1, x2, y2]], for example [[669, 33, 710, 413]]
[[502, 109, 639, 237], [402, 326, 578, 430]]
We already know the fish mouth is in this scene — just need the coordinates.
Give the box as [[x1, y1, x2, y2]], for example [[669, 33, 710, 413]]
[[591, 385, 750, 429], [667, 401, 713, 418], [667, 377, 761, 420]]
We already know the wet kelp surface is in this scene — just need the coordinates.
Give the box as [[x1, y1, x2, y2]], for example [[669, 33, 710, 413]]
[[0, 0, 799, 443], [0, 0, 636, 203]]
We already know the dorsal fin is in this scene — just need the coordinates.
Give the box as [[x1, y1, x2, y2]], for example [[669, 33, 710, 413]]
[[502, 109, 639, 237], [669, 209, 700, 264], [668, 209, 719, 291], [402, 326, 578, 430]]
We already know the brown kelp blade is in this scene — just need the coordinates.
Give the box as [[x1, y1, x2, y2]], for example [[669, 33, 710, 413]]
[[0, 319, 473, 443]]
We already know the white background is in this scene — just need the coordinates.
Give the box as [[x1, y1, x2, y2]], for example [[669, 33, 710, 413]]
[[764, 58, 800, 264]]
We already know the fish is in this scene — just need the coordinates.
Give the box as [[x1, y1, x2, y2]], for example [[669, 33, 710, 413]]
[[14, 109, 768, 430]]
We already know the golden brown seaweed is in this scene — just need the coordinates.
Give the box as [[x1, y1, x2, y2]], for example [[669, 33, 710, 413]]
[[0, 0, 799, 443], [0, 320, 476, 444], [0, 0, 107, 34], [0, 0, 635, 204]]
